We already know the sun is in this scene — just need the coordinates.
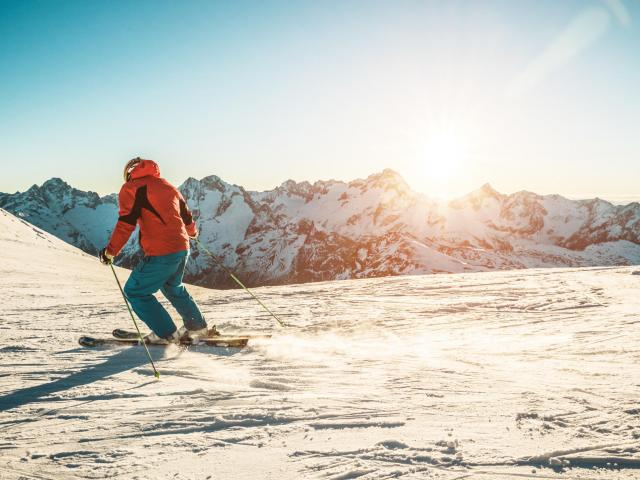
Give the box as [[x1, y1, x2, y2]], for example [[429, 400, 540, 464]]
[[423, 134, 467, 181], [402, 131, 469, 198]]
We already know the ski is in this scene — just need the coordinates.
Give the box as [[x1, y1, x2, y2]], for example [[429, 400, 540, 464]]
[[79, 335, 250, 348], [112, 328, 271, 341]]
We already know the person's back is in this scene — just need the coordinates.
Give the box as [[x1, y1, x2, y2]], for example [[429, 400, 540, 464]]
[[99, 157, 216, 343], [106, 159, 195, 258]]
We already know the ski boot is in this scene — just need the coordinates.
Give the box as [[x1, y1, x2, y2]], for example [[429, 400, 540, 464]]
[[142, 330, 181, 345], [175, 325, 219, 342]]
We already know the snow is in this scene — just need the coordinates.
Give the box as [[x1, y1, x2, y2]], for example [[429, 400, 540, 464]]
[[1, 208, 640, 479], [408, 239, 473, 273]]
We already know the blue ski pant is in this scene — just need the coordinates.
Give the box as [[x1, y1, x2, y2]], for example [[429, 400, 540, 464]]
[[123, 250, 207, 338]]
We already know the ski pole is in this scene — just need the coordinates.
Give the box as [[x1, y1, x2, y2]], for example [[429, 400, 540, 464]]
[[194, 238, 287, 328], [109, 263, 161, 379]]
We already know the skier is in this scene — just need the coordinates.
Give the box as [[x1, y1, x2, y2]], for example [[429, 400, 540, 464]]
[[98, 157, 218, 344]]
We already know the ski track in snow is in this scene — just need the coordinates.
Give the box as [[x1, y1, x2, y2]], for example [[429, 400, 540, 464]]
[[1, 209, 640, 479]]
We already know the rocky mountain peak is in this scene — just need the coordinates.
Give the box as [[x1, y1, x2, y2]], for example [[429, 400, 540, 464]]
[[449, 183, 504, 210], [199, 175, 228, 192], [277, 179, 314, 199], [41, 177, 70, 190], [359, 169, 411, 194], [478, 183, 501, 198], [181, 177, 199, 189]]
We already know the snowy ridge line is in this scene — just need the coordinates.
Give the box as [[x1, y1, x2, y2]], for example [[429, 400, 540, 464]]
[[518, 441, 640, 469], [1, 172, 639, 287], [309, 419, 406, 430], [293, 439, 640, 474], [74, 410, 398, 444]]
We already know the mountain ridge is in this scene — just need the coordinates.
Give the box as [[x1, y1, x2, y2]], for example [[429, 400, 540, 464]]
[[1, 170, 639, 288]]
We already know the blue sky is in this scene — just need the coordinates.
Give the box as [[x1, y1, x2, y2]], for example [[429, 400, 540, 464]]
[[0, 0, 638, 201]]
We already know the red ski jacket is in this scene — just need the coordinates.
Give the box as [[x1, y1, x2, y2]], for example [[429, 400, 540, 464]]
[[106, 160, 197, 257]]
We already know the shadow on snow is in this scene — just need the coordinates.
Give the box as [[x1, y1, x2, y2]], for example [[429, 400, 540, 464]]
[[0, 345, 242, 413]]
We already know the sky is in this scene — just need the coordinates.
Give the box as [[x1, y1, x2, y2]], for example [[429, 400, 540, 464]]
[[0, 0, 638, 202]]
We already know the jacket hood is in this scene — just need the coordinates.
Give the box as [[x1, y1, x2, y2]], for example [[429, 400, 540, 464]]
[[130, 159, 161, 180]]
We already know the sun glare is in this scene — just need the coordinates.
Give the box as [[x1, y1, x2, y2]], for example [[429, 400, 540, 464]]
[[424, 134, 467, 181], [402, 132, 469, 198]]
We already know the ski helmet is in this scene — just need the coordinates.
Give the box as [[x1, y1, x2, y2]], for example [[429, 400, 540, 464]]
[[123, 157, 142, 182]]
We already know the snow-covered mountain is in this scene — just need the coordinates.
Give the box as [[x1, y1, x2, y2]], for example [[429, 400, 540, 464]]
[[1, 170, 639, 287]]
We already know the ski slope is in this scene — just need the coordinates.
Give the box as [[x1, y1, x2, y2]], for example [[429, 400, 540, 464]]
[[1, 207, 640, 479]]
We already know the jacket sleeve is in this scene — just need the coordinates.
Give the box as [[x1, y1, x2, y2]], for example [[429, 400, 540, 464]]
[[106, 185, 137, 256], [178, 192, 198, 238]]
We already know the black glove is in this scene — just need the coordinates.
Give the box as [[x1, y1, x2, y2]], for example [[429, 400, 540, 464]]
[[99, 248, 114, 265]]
